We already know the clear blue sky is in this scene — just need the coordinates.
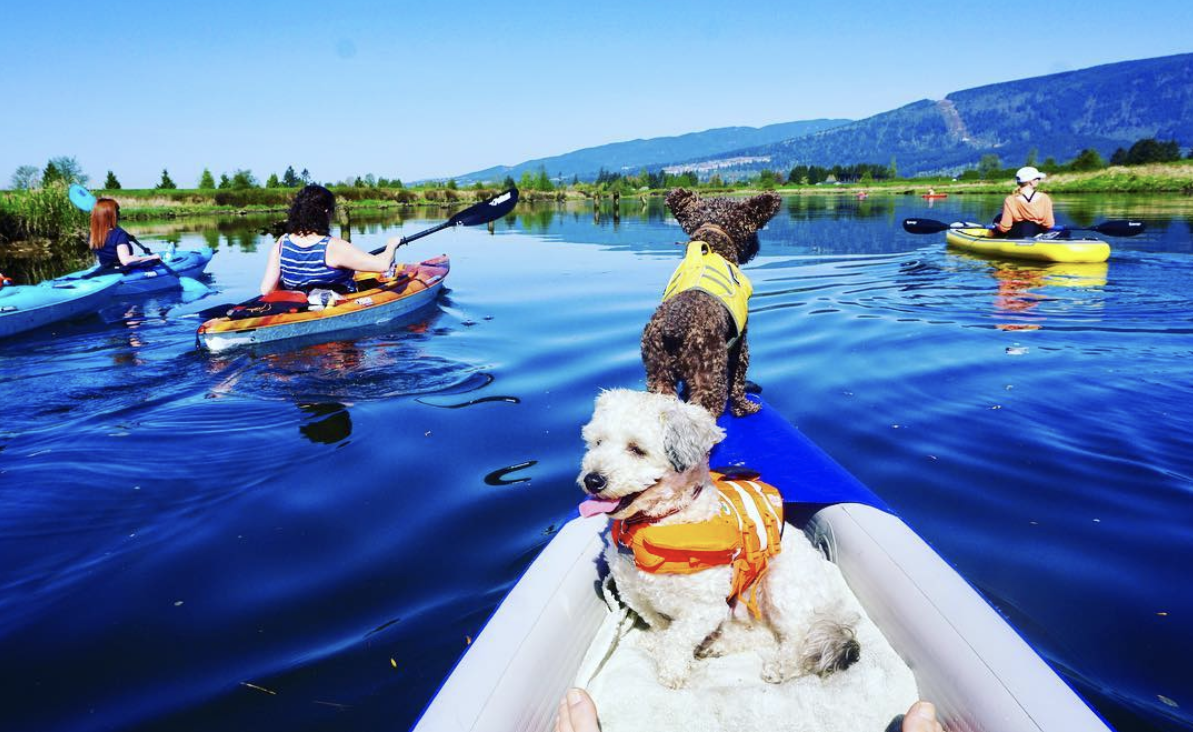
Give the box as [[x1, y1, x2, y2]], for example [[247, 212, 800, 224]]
[[5, 0, 1191, 188]]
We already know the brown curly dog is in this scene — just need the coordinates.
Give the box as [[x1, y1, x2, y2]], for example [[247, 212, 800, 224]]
[[642, 188, 781, 417]]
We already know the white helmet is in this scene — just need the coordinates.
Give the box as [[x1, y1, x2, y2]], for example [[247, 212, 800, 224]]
[[1015, 166, 1046, 184]]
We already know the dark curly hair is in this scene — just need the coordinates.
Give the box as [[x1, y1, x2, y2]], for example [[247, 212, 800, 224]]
[[286, 184, 335, 235]]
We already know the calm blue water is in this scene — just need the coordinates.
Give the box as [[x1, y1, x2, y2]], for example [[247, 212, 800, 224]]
[[1, 195, 1191, 732]]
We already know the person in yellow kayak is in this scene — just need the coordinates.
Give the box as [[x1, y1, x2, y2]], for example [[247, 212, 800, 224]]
[[259, 184, 404, 297], [89, 198, 161, 269], [991, 166, 1055, 238]]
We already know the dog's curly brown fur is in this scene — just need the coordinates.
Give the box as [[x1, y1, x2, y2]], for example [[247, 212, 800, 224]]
[[642, 188, 781, 417]]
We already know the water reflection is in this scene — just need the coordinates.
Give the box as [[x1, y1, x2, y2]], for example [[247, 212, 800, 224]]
[[949, 252, 1109, 331]]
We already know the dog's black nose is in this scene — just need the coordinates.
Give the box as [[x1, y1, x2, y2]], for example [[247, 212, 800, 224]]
[[583, 472, 606, 494]]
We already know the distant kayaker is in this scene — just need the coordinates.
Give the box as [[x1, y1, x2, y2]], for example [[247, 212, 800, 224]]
[[991, 167, 1055, 238], [259, 184, 404, 296], [89, 199, 161, 269]]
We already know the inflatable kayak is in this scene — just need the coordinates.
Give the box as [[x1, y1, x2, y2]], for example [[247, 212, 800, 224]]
[[413, 396, 1112, 732], [922, 193, 948, 199], [945, 227, 1111, 264], [196, 255, 449, 352], [56, 247, 215, 294], [0, 273, 123, 339]]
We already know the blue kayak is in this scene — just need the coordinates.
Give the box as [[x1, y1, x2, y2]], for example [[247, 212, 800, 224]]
[[0, 274, 124, 339], [56, 247, 215, 295]]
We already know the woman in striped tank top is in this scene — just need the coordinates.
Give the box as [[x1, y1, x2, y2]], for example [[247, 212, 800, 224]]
[[259, 185, 405, 295]]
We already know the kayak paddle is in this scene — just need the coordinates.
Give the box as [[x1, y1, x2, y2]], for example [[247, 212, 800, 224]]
[[369, 187, 520, 256], [902, 217, 1146, 237], [67, 185, 210, 294]]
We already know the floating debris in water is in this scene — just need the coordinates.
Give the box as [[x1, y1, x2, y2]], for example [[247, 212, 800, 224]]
[[465, 635, 472, 645], [484, 460, 537, 486], [174, 600, 184, 607], [1158, 695, 1179, 708], [240, 681, 277, 695], [1006, 345, 1029, 356], [390, 658, 397, 669]]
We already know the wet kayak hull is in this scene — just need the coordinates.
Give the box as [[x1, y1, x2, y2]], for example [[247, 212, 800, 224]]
[[945, 228, 1110, 263], [196, 256, 449, 352], [0, 274, 124, 339]]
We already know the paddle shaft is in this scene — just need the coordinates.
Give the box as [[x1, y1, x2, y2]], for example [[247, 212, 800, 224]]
[[368, 220, 450, 256], [903, 217, 1144, 237], [368, 188, 519, 256]]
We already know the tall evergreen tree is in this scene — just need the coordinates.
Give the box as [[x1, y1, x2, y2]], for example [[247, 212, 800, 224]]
[[42, 160, 62, 185], [282, 165, 300, 187], [104, 171, 121, 189], [198, 168, 216, 189], [43, 156, 87, 186], [156, 169, 177, 189]]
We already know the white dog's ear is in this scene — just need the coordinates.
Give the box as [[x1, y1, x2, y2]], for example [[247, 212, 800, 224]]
[[662, 400, 725, 471]]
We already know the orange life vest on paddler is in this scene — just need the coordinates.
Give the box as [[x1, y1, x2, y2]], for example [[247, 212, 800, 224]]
[[611, 472, 783, 618]]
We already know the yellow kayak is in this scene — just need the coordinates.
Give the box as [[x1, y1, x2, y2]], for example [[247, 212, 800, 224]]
[[944, 227, 1110, 263]]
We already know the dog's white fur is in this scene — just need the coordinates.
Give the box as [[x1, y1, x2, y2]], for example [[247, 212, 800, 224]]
[[578, 389, 862, 689]]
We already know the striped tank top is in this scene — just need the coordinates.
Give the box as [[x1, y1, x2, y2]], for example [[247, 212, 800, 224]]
[[279, 235, 357, 292]]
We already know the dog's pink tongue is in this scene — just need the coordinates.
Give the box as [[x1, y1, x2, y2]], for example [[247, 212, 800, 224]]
[[579, 497, 620, 517]]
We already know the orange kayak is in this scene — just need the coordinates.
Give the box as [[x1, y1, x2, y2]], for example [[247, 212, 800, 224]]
[[197, 256, 449, 352]]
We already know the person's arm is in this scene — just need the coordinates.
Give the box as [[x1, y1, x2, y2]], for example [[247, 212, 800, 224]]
[[113, 230, 161, 267], [996, 197, 1016, 233], [1041, 194, 1055, 229], [259, 239, 283, 295], [325, 236, 404, 273]]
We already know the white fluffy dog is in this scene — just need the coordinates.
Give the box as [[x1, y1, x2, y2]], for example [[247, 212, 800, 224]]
[[577, 389, 862, 690]]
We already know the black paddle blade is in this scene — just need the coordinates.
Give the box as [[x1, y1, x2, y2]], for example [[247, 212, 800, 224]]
[[902, 218, 952, 234], [447, 188, 519, 227], [1089, 220, 1146, 237]]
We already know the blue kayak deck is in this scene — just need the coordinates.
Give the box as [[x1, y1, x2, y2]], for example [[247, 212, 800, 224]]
[[712, 395, 891, 511]]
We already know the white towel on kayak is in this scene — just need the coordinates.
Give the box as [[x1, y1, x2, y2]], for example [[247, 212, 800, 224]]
[[575, 575, 918, 732]]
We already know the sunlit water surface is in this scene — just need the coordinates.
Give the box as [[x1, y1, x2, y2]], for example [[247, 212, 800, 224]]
[[1, 194, 1192, 732]]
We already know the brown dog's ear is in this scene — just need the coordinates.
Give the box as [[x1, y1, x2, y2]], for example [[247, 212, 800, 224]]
[[665, 188, 701, 234], [739, 192, 781, 233], [662, 399, 725, 471]]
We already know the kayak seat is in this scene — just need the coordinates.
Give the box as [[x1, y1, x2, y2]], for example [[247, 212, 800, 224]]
[[261, 290, 309, 304]]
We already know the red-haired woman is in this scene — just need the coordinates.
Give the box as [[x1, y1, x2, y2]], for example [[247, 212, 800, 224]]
[[89, 198, 160, 269]]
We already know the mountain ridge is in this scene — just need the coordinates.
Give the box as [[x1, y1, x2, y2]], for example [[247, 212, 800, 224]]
[[678, 52, 1193, 177], [450, 119, 849, 184], [457, 52, 1193, 182]]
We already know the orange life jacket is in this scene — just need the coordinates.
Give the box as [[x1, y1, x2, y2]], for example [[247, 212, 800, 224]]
[[611, 472, 784, 618]]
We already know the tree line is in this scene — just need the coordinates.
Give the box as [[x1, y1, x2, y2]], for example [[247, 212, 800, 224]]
[[8, 136, 1190, 196]]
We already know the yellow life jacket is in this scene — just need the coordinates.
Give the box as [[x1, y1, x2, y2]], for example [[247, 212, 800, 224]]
[[611, 472, 783, 618], [661, 241, 752, 336]]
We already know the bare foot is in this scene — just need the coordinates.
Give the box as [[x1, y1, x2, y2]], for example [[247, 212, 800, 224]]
[[554, 687, 600, 732], [902, 701, 943, 732]]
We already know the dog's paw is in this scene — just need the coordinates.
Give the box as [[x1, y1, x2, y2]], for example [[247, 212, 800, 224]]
[[761, 657, 788, 684], [694, 629, 725, 659], [655, 658, 693, 689], [731, 399, 762, 417]]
